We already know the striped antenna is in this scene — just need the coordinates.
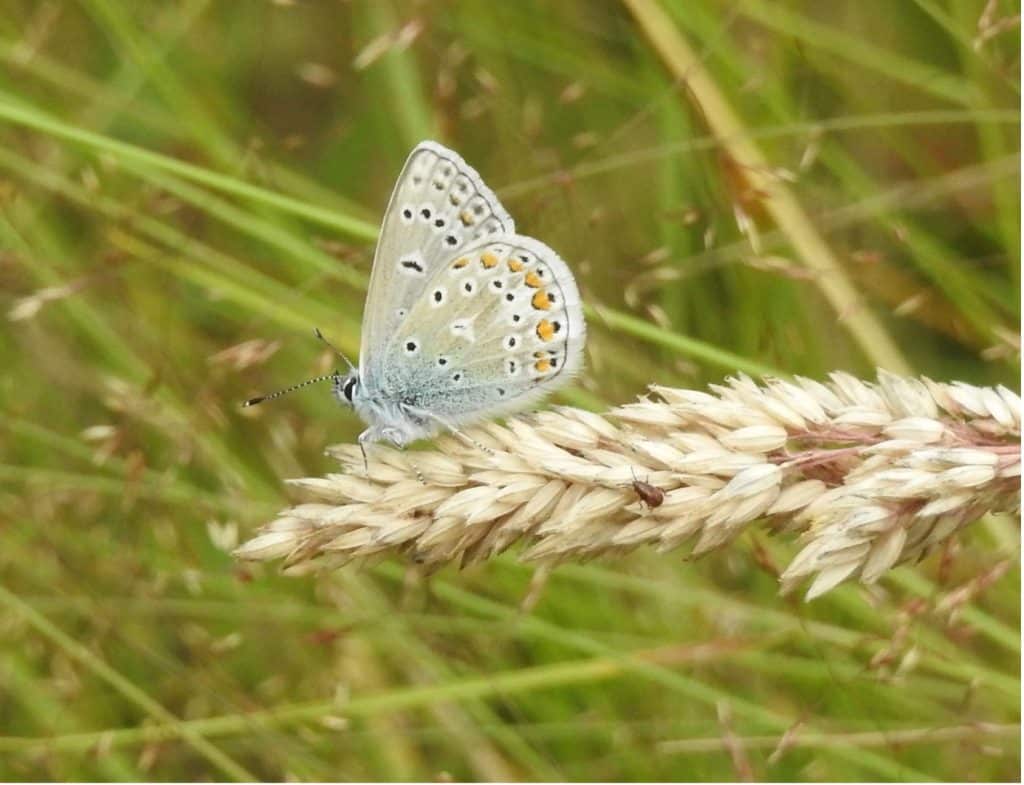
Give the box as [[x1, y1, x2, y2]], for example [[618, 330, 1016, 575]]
[[313, 327, 356, 372], [242, 372, 338, 407]]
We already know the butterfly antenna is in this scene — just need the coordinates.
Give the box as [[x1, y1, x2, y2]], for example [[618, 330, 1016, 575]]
[[242, 372, 338, 407], [313, 327, 356, 373]]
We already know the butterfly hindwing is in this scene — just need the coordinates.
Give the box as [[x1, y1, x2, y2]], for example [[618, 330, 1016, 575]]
[[359, 141, 515, 389], [379, 235, 586, 427]]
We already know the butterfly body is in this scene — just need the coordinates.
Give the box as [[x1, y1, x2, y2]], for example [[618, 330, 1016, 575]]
[[334, 141, 585, 450], [333, 370, 434, 448]]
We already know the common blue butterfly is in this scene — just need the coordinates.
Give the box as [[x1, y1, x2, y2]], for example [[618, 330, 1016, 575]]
[[246, 141, 586, 455]]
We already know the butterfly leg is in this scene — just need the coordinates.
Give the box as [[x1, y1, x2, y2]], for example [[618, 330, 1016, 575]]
[[357, 427, 382, 475], [378, 427, 426, 484], [417, 411, 496, 458]]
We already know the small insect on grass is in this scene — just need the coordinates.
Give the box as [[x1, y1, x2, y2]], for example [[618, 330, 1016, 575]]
[[631, 469, 665, 509]]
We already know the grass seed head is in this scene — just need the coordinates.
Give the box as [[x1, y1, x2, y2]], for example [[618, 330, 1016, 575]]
[[237, 371, 1020, 599]]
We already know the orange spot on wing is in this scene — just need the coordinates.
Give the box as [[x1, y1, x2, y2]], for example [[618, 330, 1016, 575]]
[[453, 257, 469, 269], [524, 271, 542, 288], [536, 319, 555, 342], [460, 210, 474, 226], [531, 290, 552, 310], [481, 251, 499, 268], [507, 258, 525, 272], [534, 359, 552, 373]]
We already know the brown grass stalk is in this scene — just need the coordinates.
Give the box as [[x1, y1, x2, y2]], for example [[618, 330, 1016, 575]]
[[620, 0, 911, 374], [236, 372, 1020, 600]]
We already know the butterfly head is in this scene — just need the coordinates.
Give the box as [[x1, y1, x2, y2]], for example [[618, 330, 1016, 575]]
[[332, 369, 361, 408]]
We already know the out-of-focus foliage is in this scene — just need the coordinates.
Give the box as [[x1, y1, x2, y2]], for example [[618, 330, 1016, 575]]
[[0, 0, 1018, 780]]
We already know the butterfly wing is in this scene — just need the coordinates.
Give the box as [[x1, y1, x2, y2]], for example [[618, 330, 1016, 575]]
[[359, 141, 515, 390], [377, 234, 586, 428]]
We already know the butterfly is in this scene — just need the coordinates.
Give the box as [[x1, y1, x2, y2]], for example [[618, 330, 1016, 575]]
[[246, 141, 586, 456]]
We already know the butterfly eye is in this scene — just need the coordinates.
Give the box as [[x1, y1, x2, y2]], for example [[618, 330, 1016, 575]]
[[342, 376, 358, 402]]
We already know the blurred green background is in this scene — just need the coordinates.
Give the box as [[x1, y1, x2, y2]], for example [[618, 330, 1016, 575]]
[[0, 0, 1019, 780]]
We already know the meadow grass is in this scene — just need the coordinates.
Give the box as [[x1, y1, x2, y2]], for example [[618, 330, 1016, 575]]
[[0, 0, 1019, 780]]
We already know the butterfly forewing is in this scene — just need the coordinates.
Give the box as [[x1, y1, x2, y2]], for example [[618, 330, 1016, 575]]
[[359, 142, 515, 389], [379, 235, 586, 427]]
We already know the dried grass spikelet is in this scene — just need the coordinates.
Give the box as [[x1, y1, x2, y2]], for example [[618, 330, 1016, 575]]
[[236, 371, 1021, 600]]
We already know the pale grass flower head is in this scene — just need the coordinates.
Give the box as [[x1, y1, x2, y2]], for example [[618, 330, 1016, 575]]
[[236, 372, 1020, 599]]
